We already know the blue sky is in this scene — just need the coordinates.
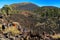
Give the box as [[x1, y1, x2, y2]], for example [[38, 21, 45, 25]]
[[0, 0, 60, 8]]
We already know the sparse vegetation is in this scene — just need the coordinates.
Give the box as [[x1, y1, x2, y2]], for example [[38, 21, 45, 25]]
[[0, 2, 60, 40]]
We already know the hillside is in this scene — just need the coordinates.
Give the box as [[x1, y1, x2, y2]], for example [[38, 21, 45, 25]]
[[10, 2, 39, 11], [0, 2, 60, 34], [0, 2, 60, 40]]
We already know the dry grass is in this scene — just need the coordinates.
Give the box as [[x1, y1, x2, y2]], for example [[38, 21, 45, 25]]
[[0, 24, 22, 36], [0, 24, 2, 31], [51, 34, 60, 39], [3, 26, 22, 36]]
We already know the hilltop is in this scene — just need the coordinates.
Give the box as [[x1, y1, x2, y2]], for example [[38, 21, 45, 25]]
[[10, 2, 39, 11]]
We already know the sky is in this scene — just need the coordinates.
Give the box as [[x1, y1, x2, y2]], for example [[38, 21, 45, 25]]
[[0, 0, 60, 8]]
